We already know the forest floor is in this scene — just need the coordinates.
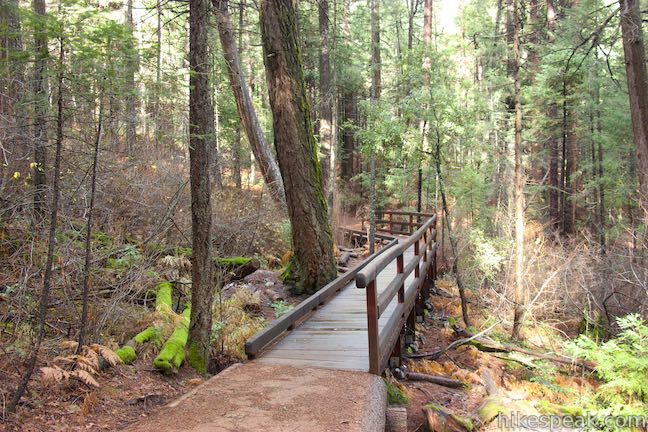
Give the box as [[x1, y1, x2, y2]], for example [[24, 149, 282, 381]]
[[0, 270, 301, 432], [399, 279, 598, 432], [2, 257, 598, 431]]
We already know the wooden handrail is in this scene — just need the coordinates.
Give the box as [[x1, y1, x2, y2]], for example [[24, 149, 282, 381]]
[[356, 213, 438, 374], [245, 231, 398, 358]]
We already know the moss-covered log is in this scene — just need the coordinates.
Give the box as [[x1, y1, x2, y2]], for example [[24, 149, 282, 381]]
[[115, 281, 173, 364], [153, 304, 191, 374], [214, 256, 260, 281]]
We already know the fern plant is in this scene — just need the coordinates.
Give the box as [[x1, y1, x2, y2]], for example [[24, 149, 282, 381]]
[[566, 314, 648, 422]]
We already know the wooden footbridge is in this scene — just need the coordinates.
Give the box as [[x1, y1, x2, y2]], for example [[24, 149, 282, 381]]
[[128, 211, 438, 432], [247, 210, 438, 374]]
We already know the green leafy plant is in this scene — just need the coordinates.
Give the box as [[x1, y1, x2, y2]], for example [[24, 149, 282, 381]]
[[566, 314, 648, 422], [271, 300, 294, 318]]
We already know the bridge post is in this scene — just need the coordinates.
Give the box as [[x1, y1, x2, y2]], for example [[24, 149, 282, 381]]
[[366, 280, 380, 375]]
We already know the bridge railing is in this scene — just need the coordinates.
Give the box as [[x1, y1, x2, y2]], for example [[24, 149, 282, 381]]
[[362, 210, 435, 236], [245, 232, 399, 359], [356, 214, 438, 374]]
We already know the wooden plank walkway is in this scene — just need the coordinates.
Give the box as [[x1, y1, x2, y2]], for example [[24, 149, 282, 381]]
[[257, 241, 416, 372]]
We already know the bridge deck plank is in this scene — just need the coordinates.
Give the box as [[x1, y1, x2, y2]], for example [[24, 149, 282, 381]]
[[257, 242, 417, 372]]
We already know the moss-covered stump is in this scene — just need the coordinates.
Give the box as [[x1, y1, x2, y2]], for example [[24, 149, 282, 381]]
[[153, 304, 191, 374]]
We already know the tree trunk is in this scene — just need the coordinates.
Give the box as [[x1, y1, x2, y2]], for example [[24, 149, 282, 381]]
[[546, 0, 560, 231], [154, 0, 162, 149], [187, 0, 214, 374], [259, 0, 336, 294], [368, 0, 381, 254], [32, 0, 48, 223], [77, 95, 104, 350], [230, 0, 245, 189], [213, 0, 286, 207], [8, 36, 65, 413], [417, 0, 432, 216], [619, 0, 648, 218], [511, 0, 525, 340], [124, 0, 138, 155], [0, 0, 23, 192], [319, 0, 333, 199], [341, 91, 356, 180]]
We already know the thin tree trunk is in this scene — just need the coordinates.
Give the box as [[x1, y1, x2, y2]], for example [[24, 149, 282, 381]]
[[511, 0, 525, 340], [230, 0, 245, 189], [547, 0, 560, 231], [319, 0, 333, 198], [187, 0, 214, 374], [154, 0, 162, 149], [417, 0, 432, 216], [124, 0, 138, 155], [260, 0, 337, 294], [213, 0, 286, 207], [78, 95, 104, 350], [368, 0, 381, 255], [8, 36, 65, 414], [32, 0, 48, 223], [619, 0, 648, 219]]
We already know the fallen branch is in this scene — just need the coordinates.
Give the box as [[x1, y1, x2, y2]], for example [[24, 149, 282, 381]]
[[406, 372, 464, 388], [406, 322, 500, 360]]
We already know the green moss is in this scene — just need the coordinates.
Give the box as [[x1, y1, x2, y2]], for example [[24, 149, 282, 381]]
[[155, 281, 173, 312], [116, 346, 137, 364], [424, 403, 475, 431], [214, 256, 252, 267], [537, 400, 583, 416], [476, 396, 506, 424], [383, 378, 410, 406], [187, 341, 207, 375], [133, 326, 160, 345], [91, 231, 112, 246], [173, 247, 192, 257], [153, 305, 190, 374]]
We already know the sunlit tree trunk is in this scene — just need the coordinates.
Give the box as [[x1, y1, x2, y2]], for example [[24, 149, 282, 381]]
[[260, 0, 336, 294], [511, 0, 525, 340], [319, 0, 333, 198], [187, 0, 214, 374]]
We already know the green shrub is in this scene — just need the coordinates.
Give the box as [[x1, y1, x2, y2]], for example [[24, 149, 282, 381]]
[[566, 314, 648, 422]]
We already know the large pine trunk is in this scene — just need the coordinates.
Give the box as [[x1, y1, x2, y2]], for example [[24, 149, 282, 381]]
[[213, 0, 285, 207], [187, 0, 214, 374], [260, 0, 336, 294], [619, 0, 648, 217]]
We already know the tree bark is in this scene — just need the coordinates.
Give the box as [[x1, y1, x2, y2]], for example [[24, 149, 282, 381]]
[[124, 0, 138, 156], [32, 0, 48, 223], [368, 0, 381, 254], [77, 95, 104, 351], [187, 0, 214, 374], [213, 0, 286, 207], [318, 0, 333, 198], [417, 0, 432, 215], [8, 36, 65, 413], [619, 0, 648, 218], [260, 0, 337, 294], [546, 0, 560, 231], [511, 0, 525, 340]]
